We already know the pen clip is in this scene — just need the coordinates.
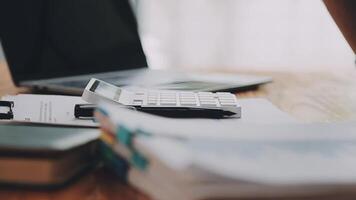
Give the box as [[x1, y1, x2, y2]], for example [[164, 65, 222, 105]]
[[74, 104, 96, 119], [0, 101, 14, 120]]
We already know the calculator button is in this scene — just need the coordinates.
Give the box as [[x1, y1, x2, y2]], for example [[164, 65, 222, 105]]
[[180, 102, 197, 105], [220, 102, 237, 106], [200, 102, 217, 106], [180, 102, 198, 106], [200, 102, 217, 107], [217, 92, 232, 95], [160, 96, 176, 99], [132, 100, 143, 106], [199, 95, 214, 98], [217, 96, 230, 99], [181, 98, 196, 101], [133, 94, 145, 99], [160, 92, 175, 96], [218, 96, 235, 99], [219, 95, 234, 98], [200, 104, 217, 107], [200, 98, 216, 101], [180, 98, 195, 101], [147, 99, 157, 104], [218, 97, 236, 101], [199, 99, 215, 104], [180, 98, 197, 102], [200, 100, 216, 103], [217, 93, 234, 96], [160, 101, 177, 106], [180, 98, 196, 102], [179, 92, 195, 95], [179, 95, 195, 98], [199, 97, 215, 101], [180, 95, 195, 98], [219, 97, 235, 101], [218, 96, 236, 100], [162, 95, 176, 98], [161, 99, 176, 102], [180, 99, 197, 103], [219, 100, 235, 104], [161, 97, 175, 100], [198, 92, 213, 96], [218, 94, 234, 97], [160, 99, 176, 103], [200, 96, 212, 98]]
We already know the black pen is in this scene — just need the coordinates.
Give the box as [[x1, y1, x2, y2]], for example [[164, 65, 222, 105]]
[[74, 104, 97, 119]]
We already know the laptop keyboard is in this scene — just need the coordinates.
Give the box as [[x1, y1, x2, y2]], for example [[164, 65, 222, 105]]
[[50, 77, 128, 88], [55, 80, 90, 88]]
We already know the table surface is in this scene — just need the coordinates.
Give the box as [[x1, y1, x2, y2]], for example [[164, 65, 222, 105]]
[[1, 61, 356, 200]]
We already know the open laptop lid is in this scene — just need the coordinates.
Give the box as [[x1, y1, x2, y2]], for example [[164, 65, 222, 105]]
[[0, 1, 147, 85], [0, 41, 5, 64]]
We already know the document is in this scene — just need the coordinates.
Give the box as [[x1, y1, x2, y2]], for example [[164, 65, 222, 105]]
[[1, 94, 98, 127], [99, 98, 356, 185], [190, 122, 356, 184], [135, 122, 356, 185], [99, 98, 298, 139]]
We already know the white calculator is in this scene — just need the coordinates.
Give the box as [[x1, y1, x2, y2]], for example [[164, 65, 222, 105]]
[[82, 78, 241, 118]]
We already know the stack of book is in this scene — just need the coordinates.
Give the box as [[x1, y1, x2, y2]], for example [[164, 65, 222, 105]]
[[96, 99, 356, 200], [0, 123, 100, 187]]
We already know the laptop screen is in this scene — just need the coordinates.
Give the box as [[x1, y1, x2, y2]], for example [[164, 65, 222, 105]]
[[0, 1, 147, 84], [2, 41, 147, 84], [0, 42, 5, 64]]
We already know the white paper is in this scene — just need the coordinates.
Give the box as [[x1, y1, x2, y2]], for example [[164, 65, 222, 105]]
[[193, 135, 356, 185], [140, 122, 356, 185], [100, 98, 356, 185], [100, 98, 297, 139], [2, 94, 98, 127]]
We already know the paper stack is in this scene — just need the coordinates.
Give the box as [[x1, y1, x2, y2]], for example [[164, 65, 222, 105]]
[[96, 98, 356, 200]]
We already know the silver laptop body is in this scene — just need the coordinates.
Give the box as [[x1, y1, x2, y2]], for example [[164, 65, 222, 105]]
[[1, 40, 271, 95], [20, 68, 272, 95]]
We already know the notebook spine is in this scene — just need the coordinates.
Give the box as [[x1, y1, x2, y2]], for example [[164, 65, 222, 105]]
[[99, 141, 129, 180], [97, 108, 149, 171]]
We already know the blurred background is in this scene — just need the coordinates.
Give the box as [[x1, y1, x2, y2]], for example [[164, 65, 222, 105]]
[[131, 0, 354, 71]]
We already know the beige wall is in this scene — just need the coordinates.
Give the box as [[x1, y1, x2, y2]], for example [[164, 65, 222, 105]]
[[133, 0, 354, 71]]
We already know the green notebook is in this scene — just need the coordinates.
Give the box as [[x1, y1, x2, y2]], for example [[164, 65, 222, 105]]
[[0, 123, 100, 188], [0, 123, 99, 151]]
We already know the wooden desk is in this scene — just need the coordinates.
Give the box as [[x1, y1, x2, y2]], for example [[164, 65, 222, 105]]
[[1, 61, 356, 200]]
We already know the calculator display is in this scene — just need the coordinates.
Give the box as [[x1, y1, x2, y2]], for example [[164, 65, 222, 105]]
[[90, 80, 121, 100]]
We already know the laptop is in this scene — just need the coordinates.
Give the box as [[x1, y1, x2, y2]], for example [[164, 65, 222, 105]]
[[0, 42, 271, 95]]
